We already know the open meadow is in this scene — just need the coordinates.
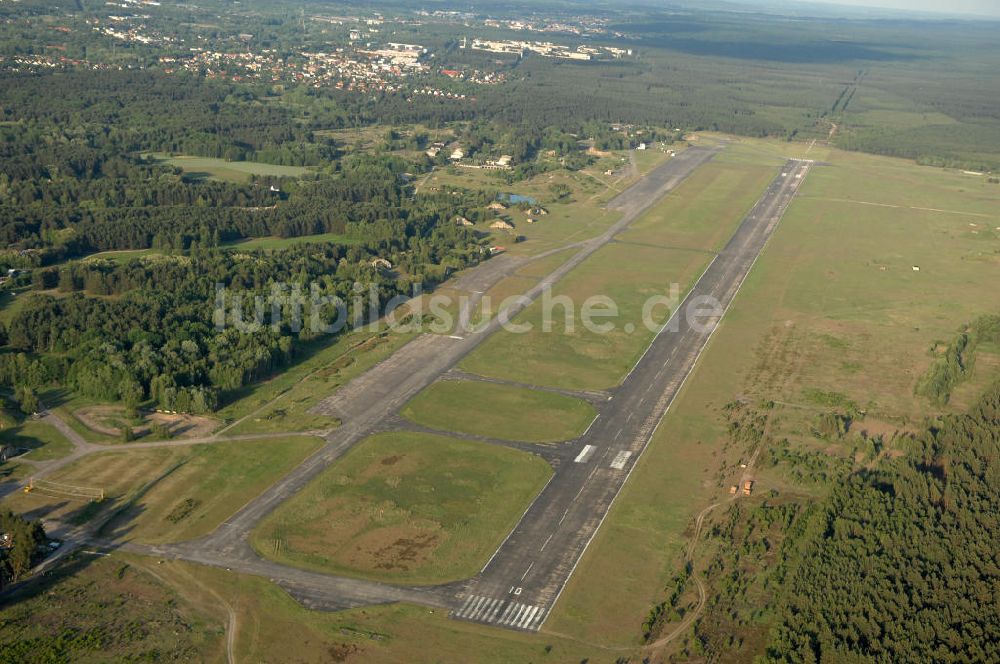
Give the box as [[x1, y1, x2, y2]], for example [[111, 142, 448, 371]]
[[4, 551, 603, 664], [0, 290, 28, 326], [251, 431, 552, 584], [0, 416, 74, 462], [5, 436, 323, 544], [401, 379, 596, 443], [149, 154, 311, 183], [220, 232, 362, 251], [0, 554, 225, 662], [461, 242, 712, 391]]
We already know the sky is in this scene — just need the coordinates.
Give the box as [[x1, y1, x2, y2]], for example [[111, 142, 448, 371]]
[[791, 0, 1000, 17]]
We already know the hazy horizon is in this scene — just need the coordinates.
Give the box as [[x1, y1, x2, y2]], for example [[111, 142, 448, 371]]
[[770, 0, 1000, 18]]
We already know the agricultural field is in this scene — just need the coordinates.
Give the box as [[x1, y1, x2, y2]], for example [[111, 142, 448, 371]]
[[148, 153, 311, 182], [251, 431, 552, 584], [545, 138, 1000, 650], [401, 379, 596, 443], [4, 436, 323, 544]]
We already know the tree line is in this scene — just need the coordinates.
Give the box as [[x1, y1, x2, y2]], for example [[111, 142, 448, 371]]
[[764, 381, 1000, 663]]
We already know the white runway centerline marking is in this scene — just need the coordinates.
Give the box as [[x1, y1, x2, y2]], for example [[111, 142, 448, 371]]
[[574, 445, 597, 463], [610, 450, 632, 470]]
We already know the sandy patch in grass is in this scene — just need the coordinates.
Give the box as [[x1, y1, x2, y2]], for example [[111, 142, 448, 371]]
[[74, 405, 218, 440]]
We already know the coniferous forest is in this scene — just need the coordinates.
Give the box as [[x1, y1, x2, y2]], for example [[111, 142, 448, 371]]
[[765, 384, 1000, 663]]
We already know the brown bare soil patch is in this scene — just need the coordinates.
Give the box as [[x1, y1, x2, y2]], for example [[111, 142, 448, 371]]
[[75, 405, 218, 440], [349, 526, 442, 572]]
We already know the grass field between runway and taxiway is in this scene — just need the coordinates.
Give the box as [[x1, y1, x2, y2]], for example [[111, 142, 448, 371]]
[[401, 379, 597, 443], [458, 242, 712, 392], [457, 143, 785, 392], [217, 328, 420, 436], [616, 150, 782, 253], [250, 431, 552, 585]]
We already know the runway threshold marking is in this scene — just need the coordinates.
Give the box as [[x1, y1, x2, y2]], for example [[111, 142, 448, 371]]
[[574, 445, 597, 463], [452, 595, 547, 631], [610, 451, 632, 470]]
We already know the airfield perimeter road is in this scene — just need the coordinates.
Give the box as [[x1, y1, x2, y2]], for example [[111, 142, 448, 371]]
[[118, 150, 813, 631]]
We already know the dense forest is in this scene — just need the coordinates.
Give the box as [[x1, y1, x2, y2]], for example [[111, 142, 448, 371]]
[[0, 68, 494, 413], [0, 71, 342, 165], [764, 382, 1000, 663], [679, 384, 1000, 662], [0, 183, 485, 412], [0, 236, 480, 413]]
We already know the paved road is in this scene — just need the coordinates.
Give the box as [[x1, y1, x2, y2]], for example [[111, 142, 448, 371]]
[[110, 147, 723, 610], [450, 158, 813, 631]]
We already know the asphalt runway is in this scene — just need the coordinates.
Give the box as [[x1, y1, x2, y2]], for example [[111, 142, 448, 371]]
[[112, 149, 815, 627], [450, 158, 813, 631]]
